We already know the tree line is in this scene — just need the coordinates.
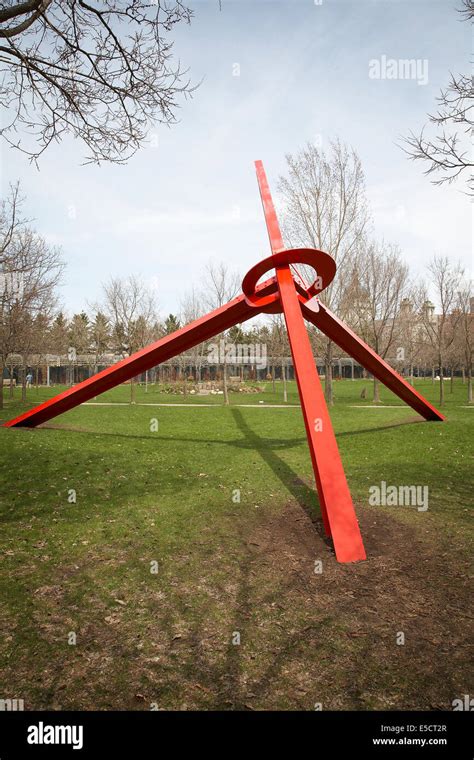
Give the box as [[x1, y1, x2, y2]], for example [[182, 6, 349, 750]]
[[1, 141, 472, 410]]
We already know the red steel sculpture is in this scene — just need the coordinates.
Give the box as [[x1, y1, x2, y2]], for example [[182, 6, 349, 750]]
[[4, 162, 445, 563]]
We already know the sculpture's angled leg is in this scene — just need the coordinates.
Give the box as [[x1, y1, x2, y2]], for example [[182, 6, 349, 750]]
[[301, 299, 445, 422], [255, 161, 366, 562], [4, 277, 278, 429]]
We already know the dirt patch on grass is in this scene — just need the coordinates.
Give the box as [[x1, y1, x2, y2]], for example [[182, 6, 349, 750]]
[[1, 502, 471, 711], [226, 501, 472, 710]]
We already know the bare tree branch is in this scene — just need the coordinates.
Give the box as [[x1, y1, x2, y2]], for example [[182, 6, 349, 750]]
[[401, 4, 473, 193], [0, 0, 195, 164]]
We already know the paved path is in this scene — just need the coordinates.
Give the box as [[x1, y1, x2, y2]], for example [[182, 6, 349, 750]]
[[83, 402, 301, 408], [348, 405, 404, 408]]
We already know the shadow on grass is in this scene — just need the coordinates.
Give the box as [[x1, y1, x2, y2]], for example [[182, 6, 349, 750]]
[[39, 413, 424, 442], [135, 499, 471, 711], [40, 411, 332, 543], [229, 407, 330, 548], [159, 523, 335, 710]]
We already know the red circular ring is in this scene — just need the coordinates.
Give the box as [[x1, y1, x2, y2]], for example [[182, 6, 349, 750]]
[[242, 248, 336, 310]]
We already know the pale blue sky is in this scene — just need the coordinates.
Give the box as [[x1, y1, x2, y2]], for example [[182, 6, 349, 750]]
[[0, 0, 471, 317]]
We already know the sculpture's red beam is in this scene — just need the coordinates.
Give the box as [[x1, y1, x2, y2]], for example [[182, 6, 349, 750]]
[[254, 160, 366, 562], [3, 278, 278, 429], [301, 299, 445, 422], [4, 158, 444, 566]]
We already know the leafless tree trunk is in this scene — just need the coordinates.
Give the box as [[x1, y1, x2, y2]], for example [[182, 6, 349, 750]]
[[457, 279, 473, 403], [21, 364, 26, 402], [281, 360, 288, 403], [222, 353, 229, 405], [270, 314, 290, 404], [351, 239, 409, 403], [0, 357, 3, 410], [418, 256, 463, 406], [100, 275, 158, 405], [202, 262, 240, 407], [9, 360, 15, 398], [1, 189, 63, 411], [180, 287, 205, 396], [325, 342, 333, 405]]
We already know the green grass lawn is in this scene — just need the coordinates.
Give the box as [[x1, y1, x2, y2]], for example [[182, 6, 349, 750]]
[[0, 379, 472, 710]]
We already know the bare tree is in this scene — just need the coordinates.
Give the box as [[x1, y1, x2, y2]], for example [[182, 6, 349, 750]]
[[202, 261, 240, 405], [269, 313, 289, 402], [0, 1, 194, 163], [418, 256, 464, 406], [0, 224, 63, 406], [278, 139, 369, 404], [458, 0, 474, 21], [180, 286, 205, 388], [351, 240, 409, 402], [0, 182, 26, 264], [0, 183, 24, 398], [265, 320, 279, 392], [456, 278, 473, 403], [161, 313, 180, 384], [101, 275, 158, 403], [27, 310, 49, 389], [402, 3, 473, 193], [396, 294, 424, 385]]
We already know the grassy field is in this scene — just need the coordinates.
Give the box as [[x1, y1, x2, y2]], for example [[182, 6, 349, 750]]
[[0, 379, 472, 710]]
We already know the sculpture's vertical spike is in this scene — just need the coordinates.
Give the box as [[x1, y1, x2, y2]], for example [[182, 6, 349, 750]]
[[255, 160, 366, 561]]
